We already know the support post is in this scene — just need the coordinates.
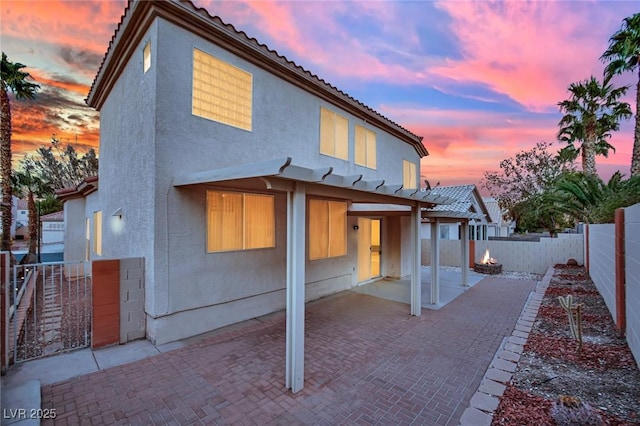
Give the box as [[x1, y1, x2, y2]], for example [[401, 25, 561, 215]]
[[410, 203, 421, 316], [430, 219, 440, 305], [286, 182, 306, 393], [584, 223, 590, 274], [461, 221, 469, 286], [1, 252, 7, 375], [615, 209, 626, 336]]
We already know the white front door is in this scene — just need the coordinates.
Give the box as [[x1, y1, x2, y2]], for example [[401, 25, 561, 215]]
[[358, 218, 381, 282]]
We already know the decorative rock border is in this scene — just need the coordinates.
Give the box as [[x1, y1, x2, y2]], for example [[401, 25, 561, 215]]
[[459, 266, 554, 426]]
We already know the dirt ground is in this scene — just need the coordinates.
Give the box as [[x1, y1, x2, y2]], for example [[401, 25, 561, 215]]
[[492, 265, 640, 425]]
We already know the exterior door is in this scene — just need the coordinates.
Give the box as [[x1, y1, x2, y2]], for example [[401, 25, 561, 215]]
[[358, 218, 381, 282]]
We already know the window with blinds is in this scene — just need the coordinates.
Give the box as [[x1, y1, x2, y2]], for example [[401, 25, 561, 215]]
[[192, 48, 253, 131], [320, 107, 348, 160], [355, 125, 376, 169], [403, 160, 417, 189], [206, 190, 275, 252], [308, 199, 347, 260]]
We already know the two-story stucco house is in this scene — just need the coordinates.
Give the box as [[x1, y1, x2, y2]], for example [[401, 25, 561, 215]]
[[69, 0, 452, 391]]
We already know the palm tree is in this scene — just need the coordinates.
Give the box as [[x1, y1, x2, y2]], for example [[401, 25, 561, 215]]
[[557, 76, 631, 176], [12, 165, 50, 264], [1, 52, 40, 255], [602, 13, 640, 176]]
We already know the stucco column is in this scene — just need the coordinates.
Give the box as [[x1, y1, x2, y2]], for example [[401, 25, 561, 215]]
[[286, 182, 306, 393], [461, 221, 469, 286], [430, 219, 440, 305], [410, 203, 421, 316]]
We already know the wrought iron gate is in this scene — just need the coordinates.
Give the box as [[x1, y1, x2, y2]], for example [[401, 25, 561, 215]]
[[8, 260, 91, 363]]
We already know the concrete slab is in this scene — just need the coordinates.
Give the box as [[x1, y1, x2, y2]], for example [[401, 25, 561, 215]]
[[353, 266, 486, 310], [93, 340, 160, 370], [1, 379, 41, 426], [1, 349, 97, 387]]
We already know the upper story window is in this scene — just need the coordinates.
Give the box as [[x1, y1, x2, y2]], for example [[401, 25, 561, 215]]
[[308, 199, 347, 260], [192, 48, 253, 131], [403, 160, 417, 189], [320, 107, 348, 160], [206, 190, 275, 252], [355, 125, 376, 169], [143, 41, 151, 73]]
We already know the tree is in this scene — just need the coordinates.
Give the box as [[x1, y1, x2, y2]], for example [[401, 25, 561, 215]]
[[12, 165, 50, 264], [29, 135, 98, 190], [557, 76, 631, 176], [482, 141, 574, 224], [1, 52, 40, 254], [552, 171, 640, 224], [602, 13, 640, 176]]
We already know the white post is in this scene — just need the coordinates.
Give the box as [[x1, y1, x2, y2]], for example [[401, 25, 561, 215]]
[[410, 203, 421, 316], [286, 182, 306, 393], [461, 221, 469, 286], [430, 219, 440, 304]]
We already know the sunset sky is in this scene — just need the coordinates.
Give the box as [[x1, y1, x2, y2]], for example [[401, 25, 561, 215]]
[[1, 0, 638, 193]]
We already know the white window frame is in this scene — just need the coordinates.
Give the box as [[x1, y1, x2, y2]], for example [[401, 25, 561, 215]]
[[206, 189, 275, 253], [403, 159, 417, 189], [319, 107, 349, 160], [355, 125, 376, 169], [308, 199, 347, 260]]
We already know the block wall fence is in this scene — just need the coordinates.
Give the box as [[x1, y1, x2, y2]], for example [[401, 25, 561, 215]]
[[421, 234, 584, 275], [588, 203, 640, 368], [92, 257, 145, 349]]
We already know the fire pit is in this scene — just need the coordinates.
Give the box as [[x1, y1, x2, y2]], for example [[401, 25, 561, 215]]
[[474, 249, 502, 275]]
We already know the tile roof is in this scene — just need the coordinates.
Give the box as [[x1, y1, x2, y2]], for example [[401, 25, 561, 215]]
[[40, 211, 64, 222], [425, 185, 476, 212], [482, 197, 502, 224]]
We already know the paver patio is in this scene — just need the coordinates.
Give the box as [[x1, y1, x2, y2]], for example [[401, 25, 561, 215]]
[[40, 277, 536, 425]]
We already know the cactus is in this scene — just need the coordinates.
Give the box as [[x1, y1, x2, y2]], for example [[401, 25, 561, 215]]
[[558, 295, 584, 352]]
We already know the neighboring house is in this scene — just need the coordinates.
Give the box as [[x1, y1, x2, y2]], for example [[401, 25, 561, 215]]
[[63, 0, 452, 391], [420, 185, 491, 240], [57, 176, 99, 276], [0, 196, 27, 239], [40, 211, 65, 244], [483, 197, 516, 237], [14, 198, 29, 239]]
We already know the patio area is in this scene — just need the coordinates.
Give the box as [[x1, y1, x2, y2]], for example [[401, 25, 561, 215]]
[[353, 266, 487, 310], [14, 275, 538, 425]]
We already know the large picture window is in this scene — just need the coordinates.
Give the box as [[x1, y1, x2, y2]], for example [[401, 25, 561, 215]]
[[320, 107, 348, 160], [192, 48, 253, 131], [308, 199, 347, 260], [403, 160, 417, 189], [207, 190, 275, 252], [355, 125, 376, 169]]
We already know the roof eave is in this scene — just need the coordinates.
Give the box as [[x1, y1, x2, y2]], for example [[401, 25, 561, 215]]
[[86, 0, 428, 158]]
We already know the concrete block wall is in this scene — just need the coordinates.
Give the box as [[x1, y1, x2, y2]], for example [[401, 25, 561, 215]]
[[92, 257, 146, 348], [625, 204, 640, 367], [588, 224, 616, 320], [421, 240, 466, 267], [119, 257, 145, 344], [421, 234, 583, 274], [92, 260, 120, 349]]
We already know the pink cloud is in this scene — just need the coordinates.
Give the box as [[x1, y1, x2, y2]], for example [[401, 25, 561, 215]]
[[431, 1, 638, 112], [377, 105, 635, 189]]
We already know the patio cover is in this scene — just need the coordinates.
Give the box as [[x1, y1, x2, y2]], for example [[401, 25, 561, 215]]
[[173, 157, 453, 393]]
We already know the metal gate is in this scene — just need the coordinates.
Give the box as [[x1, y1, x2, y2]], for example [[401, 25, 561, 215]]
[[8, 260, 91, 363]]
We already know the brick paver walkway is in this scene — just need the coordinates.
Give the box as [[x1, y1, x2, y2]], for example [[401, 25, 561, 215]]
[[41, 277, 536, 425]]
